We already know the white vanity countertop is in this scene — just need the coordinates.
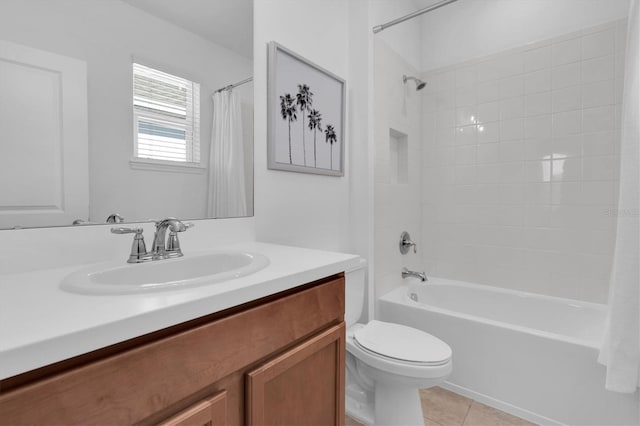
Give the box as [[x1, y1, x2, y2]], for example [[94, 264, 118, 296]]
[[0, 242, 360, 380]]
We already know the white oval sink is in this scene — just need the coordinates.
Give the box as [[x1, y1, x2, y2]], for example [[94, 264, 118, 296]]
[[60, 251, 270, 295]]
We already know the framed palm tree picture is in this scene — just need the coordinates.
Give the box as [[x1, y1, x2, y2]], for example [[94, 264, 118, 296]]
[[267, 41, 345, 176]]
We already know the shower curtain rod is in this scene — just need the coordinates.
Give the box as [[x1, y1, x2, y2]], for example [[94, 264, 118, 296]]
[[372, 0, 459, 34], [214, 76, 253, 93]]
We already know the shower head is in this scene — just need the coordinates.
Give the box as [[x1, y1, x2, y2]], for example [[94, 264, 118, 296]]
[[403, 74, 426, 91]]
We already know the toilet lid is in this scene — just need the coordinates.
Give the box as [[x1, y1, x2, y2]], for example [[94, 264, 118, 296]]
[[353, 320, 451, 365]]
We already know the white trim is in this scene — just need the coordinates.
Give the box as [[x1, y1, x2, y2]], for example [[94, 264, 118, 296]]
[[440, 382, 565, 426], [129, 157, 205, 174]]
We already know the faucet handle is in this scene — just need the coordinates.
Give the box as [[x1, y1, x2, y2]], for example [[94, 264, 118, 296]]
[[111, 227, 150, 263], [111, 227, 142, 234], [154, 218, 192, 232], [399, 231, 417, 254], [166, 223, 193, 253]]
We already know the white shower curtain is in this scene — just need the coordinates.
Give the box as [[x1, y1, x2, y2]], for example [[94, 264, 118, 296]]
[[208, 90, 247, 218], [598, 0, 640, 393]]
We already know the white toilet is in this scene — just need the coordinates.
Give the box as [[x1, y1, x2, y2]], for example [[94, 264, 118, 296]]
[[345, 260, 452, 426]]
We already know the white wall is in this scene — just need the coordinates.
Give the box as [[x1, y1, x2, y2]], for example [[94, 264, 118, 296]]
[[254, 0, 352, 252], [420, 0, 630, 71], [370, 0, 424, 71], [0, 0, 253, 224]]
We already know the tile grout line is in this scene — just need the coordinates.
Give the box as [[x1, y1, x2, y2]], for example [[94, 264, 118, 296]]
[[460, 400, 475, 426]]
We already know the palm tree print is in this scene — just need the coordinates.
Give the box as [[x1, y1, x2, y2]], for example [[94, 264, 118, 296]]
[[296, 84, 313, 166], [307, 109, 322, 167], [324, 124, 337, 170], [279, 93, 297, 164]]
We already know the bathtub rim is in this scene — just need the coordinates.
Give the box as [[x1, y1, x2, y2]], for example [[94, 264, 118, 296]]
[[379, 279, 607, 350]]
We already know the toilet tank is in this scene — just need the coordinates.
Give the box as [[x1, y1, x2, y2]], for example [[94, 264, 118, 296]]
[[345, 258, 367, 327]]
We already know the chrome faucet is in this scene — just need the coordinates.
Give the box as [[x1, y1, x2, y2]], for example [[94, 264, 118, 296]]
[[106, 213, 125, 223], [401, 267, 427, 282], [152, 218, 193, 259], [111, 218, 194, 263]]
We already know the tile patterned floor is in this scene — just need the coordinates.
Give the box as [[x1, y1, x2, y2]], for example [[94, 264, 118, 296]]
[[346, 386, 536, 426]]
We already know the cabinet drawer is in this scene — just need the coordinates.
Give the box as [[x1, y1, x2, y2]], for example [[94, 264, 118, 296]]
[[158, 391, 227, 426]]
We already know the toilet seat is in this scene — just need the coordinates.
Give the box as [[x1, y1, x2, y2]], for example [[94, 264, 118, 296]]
[[353, 320, 451, 366], [346, 322, 452, 380]]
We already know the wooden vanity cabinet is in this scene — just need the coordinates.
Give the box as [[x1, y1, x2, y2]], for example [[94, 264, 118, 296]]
[[0, 274, 345, 426]]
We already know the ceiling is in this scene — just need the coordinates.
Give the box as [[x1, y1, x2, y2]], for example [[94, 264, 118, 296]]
[[123, 0, 253, 59]]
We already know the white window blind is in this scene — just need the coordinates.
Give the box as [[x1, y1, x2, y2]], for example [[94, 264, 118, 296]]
[[133, 63, 200, 164]]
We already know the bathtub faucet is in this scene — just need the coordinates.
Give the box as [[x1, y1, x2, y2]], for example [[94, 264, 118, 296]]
[[401, 267, 427, 282]]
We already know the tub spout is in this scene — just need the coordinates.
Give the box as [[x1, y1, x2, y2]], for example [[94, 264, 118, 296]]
[[401, 267, 427, 282]]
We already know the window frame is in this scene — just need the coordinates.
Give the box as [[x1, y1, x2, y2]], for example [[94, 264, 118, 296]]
[[130, 62, 203, 172]]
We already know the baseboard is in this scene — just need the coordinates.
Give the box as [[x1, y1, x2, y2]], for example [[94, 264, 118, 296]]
[[440, 381, 565, 426]]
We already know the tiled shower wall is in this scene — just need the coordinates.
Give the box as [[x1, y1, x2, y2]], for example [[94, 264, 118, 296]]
[[421, 20, 626, 303], [374, 40, 423, 301]]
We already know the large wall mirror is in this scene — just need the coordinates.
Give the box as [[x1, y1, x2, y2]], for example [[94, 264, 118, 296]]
[[0, 0, 253, 230]]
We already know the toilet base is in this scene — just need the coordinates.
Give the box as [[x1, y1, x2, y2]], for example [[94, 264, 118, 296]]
[[374, 383, 423, 426]]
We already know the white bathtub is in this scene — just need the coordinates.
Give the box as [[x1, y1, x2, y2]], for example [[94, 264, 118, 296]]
[[379, 278, 639, 426]]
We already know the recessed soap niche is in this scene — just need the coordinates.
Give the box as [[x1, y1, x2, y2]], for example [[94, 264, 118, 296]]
[[389, 128, 408, 185]]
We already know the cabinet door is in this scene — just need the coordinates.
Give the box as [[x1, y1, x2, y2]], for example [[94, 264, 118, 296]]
[[158, 391, 227, 426], [246, 323, 345, 426]]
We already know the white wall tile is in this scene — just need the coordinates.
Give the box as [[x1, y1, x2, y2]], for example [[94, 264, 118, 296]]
[[552, 110, 582, 135], [476, 163, 501, 184], [500, 183, 525, 204], [436, 108, 456, 128], [552, 62, 581, 89], [583, 131, 617, 156], [552, 37, 581, 66], [524, 115, 552, 140], [524, 138, 552, 160], [500, 118, 524, 141], [525, 160, 551, 183], [500, 97, 525, 120], [456, 106, 477, 126], [582, 29, 615, 60], [477, 58, 501, 82], [435, 90, 456, 110], [455, 65, 477, 88], [615, 21, 628, 52], [552, 157, 581, 181], [454, 144, 477, 165], [477, 80, 501, 103], [500, 140, 524, 162], [524, 45, 551, 72], [583, 155, 619, 180], [524, 92, 552, 116], [456, 86, 476, 106], [583, 105, 616, 133], [525, 182, 552, 204], [500, 76, 524, 99], [455, 125, 477, 145], [476, 101, 501, 123], [477, 121, 500, 143], [551, 181, 581, 204], [418, 21, 622, 304], [582, 80, 615, 108], [524, 69, 552, 94], [552, 86, 582, 112], [552, 135, 582, 158], [455, 165, 477, 184], [615, 51, 626, 80], [582, 56, 615, 83], [477, 143, 500, 163]]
